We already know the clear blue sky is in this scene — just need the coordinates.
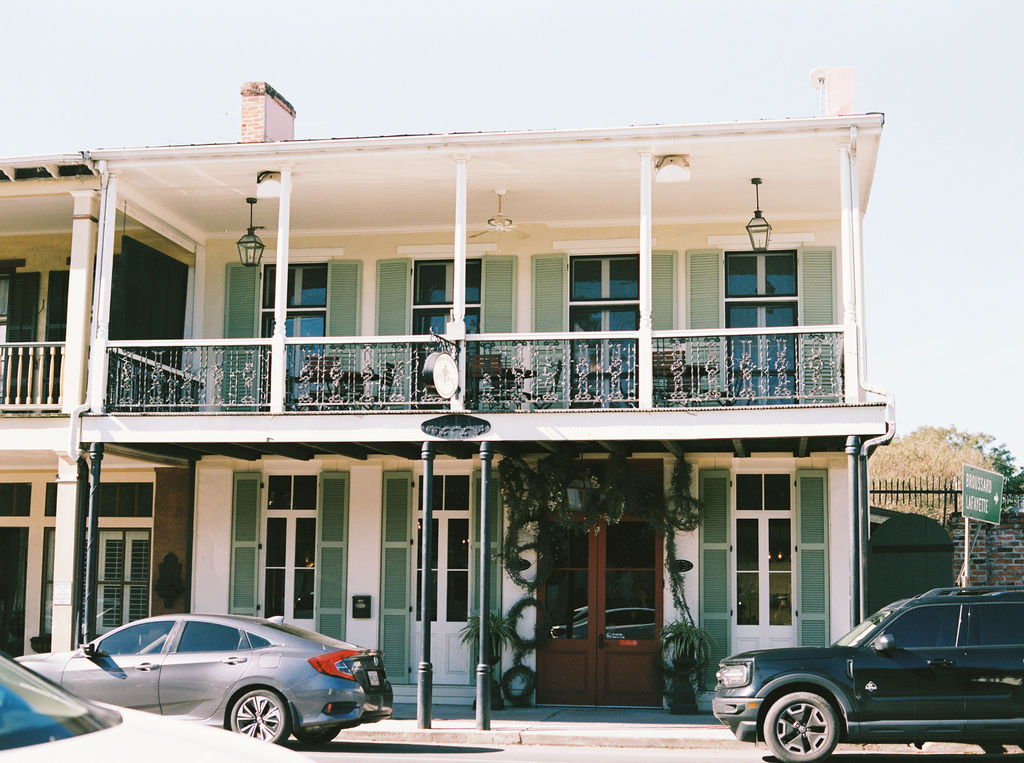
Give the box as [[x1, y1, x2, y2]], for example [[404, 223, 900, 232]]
[[4, 0, 1022, 463]]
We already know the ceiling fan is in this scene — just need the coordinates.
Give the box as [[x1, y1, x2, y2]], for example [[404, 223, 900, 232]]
[[469, 189, 529, 240]]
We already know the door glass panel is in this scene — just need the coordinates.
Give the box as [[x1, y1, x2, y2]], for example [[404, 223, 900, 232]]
[[99, 620, 174, 656], [266, 518, 286, 567], [447, 515, 469, 622], [292, 476, 317, 509], [177, 622, 248, 653], [293, 516, 316, 620], [768, 519, 792, 625], [736, 518, 759, 626], [0, 527, 27, 657], [293, 569, 314, 619], [736, 475, 763, 511], [547, 525, 589, 639], [267, 476, 291, 510], [445, 476, 469, 511], [604, 522, 655, 640], [265, 517, 286, 618], [967, 603, 1024, 646], [764, 475, 791, 511]]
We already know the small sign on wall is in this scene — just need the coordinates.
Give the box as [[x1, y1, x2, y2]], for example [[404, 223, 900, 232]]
[[53, 581, 72, 606], [352, 594, 372, 619]]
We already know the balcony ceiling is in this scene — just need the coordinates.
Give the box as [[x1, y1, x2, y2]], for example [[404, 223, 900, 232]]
[[0, 117, 882, 239]]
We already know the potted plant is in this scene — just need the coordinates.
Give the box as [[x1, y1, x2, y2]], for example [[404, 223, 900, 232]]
[[659, 618, 715, 714], [459, 611, 515, 709]]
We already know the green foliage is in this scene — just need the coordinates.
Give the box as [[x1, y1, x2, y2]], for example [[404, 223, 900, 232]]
[[659, 618, 716, 694], [459, 611, 516, 663]]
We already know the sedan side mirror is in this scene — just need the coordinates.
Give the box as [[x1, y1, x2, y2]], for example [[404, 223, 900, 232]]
[[873, 633, 895, 653], [82, 642, 107, 659]]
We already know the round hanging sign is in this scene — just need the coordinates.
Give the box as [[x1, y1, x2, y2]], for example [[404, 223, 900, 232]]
[[423, 352, 459, 399]]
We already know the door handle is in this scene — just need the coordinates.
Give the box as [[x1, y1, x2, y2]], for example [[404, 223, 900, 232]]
[[597, 634, 606, 649], [135, 662, 159, 672], [927, 658, 955, 667], [221, 656, 248, 665]]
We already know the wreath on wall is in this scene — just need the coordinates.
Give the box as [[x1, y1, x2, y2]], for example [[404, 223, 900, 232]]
[[495, 453, 702, 705]]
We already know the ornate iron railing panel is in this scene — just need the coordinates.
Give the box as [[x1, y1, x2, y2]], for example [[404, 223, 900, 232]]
[[652, 330, 843, 407], [466, 335, 638, 411], [286, 338, 446, 411], [0, 343, 64, 410], [106, 343, 271, 412]]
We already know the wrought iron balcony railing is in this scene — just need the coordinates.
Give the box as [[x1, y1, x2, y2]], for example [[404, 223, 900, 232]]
[[0, 343, 64, 410], [101, 329, 843, 414]]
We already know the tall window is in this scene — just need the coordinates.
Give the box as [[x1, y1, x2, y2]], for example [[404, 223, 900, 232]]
[[569, 255, 639, 332], [264, 475, 317, 623], [724, 252, 797, 329], [412, 260, 480, 335], [261, 264, 327, 338], [416, 474, 470, 623], [735, 474, 792, 629], [97, 529, 151, 633]]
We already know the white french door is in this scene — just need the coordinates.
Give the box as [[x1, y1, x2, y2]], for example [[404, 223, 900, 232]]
[[412, 474, 471, 685], [732, 473, 796, 653], [261, 474, 317, 630]]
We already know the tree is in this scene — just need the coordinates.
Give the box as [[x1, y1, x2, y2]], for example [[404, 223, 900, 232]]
[[868, 426, 1023, 521]]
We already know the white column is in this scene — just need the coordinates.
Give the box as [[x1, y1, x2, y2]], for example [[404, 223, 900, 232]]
[[51, 455, 79, 651], [88, 172, 119, 413], [849, 129, 868, 377], [63, 191, 99, 413], [638, 150, 654, 409], [838, 143, 860, 403], [270, 166, 293, 414], [449, 155, 469, 411]]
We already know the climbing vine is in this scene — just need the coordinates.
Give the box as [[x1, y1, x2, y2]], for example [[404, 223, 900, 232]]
[[496, 453, 703, 702]]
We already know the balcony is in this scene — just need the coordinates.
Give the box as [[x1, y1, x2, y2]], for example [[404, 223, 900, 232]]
[[0, 343, 64, 411], [103, 327, 843, 414]]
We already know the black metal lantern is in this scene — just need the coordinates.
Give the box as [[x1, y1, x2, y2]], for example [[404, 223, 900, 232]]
[[236, 197, 265, 267], [745, 178, 771, 251]]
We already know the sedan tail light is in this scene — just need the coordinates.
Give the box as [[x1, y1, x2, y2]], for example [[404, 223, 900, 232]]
[[308, 649, 361, 680]]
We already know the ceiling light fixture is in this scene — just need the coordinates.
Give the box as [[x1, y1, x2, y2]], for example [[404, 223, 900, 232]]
[[236, 197, 265, 267], [745, 178, 771, 251], [654, 155, 691, 183]]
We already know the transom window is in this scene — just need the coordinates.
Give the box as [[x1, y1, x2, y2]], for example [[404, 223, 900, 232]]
[[261, 264, 327, 338], [412, 260, 480, 335], [569, 255, 639, 331], [725, 251, 797, 329]]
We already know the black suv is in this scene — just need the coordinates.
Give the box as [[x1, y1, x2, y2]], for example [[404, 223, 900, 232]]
[[713, 587, 1024, 762]]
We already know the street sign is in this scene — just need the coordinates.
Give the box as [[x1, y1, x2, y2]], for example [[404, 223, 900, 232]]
[[962, 464, 1004, 525]]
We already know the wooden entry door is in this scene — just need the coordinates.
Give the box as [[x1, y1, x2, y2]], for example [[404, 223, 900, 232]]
[[536, 516, 663, 706]]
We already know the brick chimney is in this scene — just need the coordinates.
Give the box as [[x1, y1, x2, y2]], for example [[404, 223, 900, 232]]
[[240, 82, 296, 143]]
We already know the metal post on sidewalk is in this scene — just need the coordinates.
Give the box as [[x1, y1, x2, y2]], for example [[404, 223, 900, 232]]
[[476, 442, 492, 730], [417, 441, 435, 729], [82, 443, 103, 644]]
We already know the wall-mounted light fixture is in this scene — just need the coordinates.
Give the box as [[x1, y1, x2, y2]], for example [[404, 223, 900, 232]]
[[236, 197, 265, 267], [745, 177, 771, 251], [655, 154, 691, 183]]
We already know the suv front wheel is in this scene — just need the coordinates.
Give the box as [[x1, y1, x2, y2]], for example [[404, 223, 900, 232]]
[[763, 691, 839, 763]]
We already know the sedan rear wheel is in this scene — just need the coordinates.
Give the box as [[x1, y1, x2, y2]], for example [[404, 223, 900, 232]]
[[763, 691, 838, 763], [229, 688, 291, 744]]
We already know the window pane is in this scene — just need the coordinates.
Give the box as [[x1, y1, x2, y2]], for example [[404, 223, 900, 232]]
[[295, 315, 325, 338], [765, 304, 797, 328], [413, 309, 448, 336], [447, 518, 469, 569], [262, 266, 277, 309], [737, 573, 759, 625], [736, 475, 763, 511], [99, 621, 174, 656], [264, 569, 284, 618], [769, 573, 792, 625], [267, 475, 291, 509], [546, 569, 588, 639], [608, 257, 639, 299], [726, 305, 758, 329], [178, 622, 247, 653], [736, 518, 758, 571], [446, 570, 468, 622], [883, 605, 962, 649], [727, 255, 757, 297], [764, 475, 790, 510], [295, 265, 327, 307], [445, 475, 470, 510], [608, 308, 639, 331], [294, 518, 316, 569], [605, 569, 655, 640], [292, 476, 317, 509], [605, 523, 654, 570], [415, 263, 449, 305], [765, 254, 796, 296], [416, 519, 440, 569], [968, 603, 1024, 646], [465, 309, 480, 335], [571, 260, 602, 300], [570, 308, 602, 332], [293, 569, 314, 619], [266, 518, 286, 567], [549, 524, 588, 568], [768, 519, 791, 571], [465, 261, 481, 305]]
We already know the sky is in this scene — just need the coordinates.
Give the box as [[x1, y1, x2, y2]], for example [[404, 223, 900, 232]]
[[4, 0, 1023, 463]]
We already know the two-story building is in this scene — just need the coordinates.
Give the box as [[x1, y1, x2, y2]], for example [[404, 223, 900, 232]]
[[0, 75, 890, 707]]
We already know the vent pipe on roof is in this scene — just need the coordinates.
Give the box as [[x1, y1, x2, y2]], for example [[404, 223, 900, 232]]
[[240, 82, 296, 143], [809, 67, 854, 116]]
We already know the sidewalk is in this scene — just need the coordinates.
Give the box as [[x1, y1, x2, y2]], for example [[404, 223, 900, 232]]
[[340, 703, 743, 749]]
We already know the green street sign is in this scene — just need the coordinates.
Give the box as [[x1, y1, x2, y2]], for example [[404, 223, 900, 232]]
[[962, 464, 1004, 524]]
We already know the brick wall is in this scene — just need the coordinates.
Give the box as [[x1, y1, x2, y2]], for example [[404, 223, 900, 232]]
[[950, 511, 1024, 587]]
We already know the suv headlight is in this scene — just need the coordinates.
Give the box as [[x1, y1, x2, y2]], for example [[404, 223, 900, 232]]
[[716, 662, 751, 688]]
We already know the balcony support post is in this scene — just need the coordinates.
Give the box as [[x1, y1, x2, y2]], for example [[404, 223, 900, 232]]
[[475, 441, 493, 730], [638, 150, 654, 409], [838, 142, 860, 404], [64, 191, 99, 413], [270, 166, 293, 414], [417, 441, 435, 728], [49, 455, 84, 652], [89, 171, 118, 413], [449, 155, 470, 411]]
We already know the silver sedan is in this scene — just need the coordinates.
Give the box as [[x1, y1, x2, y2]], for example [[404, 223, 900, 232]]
[[17, 613, 392, 745]]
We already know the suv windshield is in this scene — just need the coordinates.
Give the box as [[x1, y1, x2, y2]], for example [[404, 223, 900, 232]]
[[0, 655, 121, 750], [833, 607, 895, 647]]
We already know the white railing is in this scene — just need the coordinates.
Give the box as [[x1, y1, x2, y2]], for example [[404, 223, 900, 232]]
[[0, 343, 64, 410]]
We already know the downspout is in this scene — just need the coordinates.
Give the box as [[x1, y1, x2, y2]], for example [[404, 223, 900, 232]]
[[847, 126, 897, 618]]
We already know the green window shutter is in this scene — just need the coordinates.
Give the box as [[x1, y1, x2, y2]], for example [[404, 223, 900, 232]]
[[796, 470, 830, 647], [380, 470, 412, 683], [376, 258, 410, 335], [686, 250, 722, 330], [317, 472, 349, 639], [8, 272, 40, 341], [532, 254, 566, 332], [470, 470, 503, 619], [651, 250, 676, 330], [800, 248, 836, 325], [699, 469, 731, 689], [45, 271, 70, 342], [224, 263, 259, 339], [327, 261, 361, 336], [229, 473, 261, 616], [481, 255, 516, 333]]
